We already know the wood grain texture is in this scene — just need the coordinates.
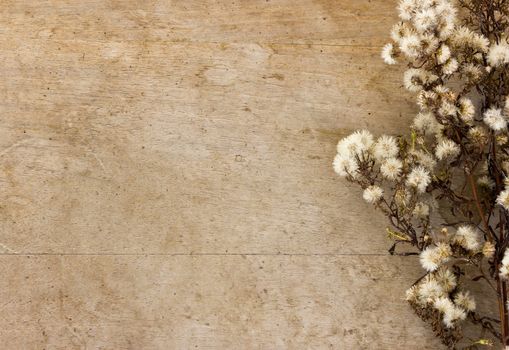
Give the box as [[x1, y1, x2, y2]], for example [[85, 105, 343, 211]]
[[0, 0, 494, 349], [0, 255, 446, 349]]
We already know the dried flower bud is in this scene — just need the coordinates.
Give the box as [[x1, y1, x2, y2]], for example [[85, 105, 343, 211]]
[[477, 175, 495, 189], [461, 63, 483, 83], [468, 126, 489, 145], [413, 202, 430, 218], [381, 43, 397, 65], [497, 134, 509, 145], [457, 97, 475, 124], [394, 188, 411, 207], [482, 241, 495, 259], [497, 188, 509, 210], [404, 68, 438, 92]]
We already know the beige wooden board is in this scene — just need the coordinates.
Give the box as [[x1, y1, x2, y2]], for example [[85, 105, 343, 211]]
[[0, 0, 496, 349], [0, 40, 415, 254], [0, 255, 447, 349], [0, 0, 396, 46]]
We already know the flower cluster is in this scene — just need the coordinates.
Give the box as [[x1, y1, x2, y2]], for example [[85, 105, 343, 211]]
[[333, 0, 509, 347], [406, 267, 476, 329], [408, 226, 486, 330]]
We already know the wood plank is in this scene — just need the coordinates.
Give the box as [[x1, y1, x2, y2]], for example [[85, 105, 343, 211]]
[[0, 40, 415, 254], [0, 255, 451, 349], [0, 0, 398, 47], [1, 1, 491, 348]]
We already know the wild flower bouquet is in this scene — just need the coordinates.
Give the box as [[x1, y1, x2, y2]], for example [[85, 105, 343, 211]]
[[333, 0, 509, 348]]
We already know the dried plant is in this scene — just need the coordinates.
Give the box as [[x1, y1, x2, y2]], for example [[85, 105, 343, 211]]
[[333, 0, 509, 348]]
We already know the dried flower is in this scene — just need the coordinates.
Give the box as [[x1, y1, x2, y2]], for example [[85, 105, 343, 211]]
[[381, 43, 397, 65], [333, 154, 358, 178], [500, 249, 509, 279], [404, 68, 438, 92], [482, 241, 495, 259], [400, 34, 422, 58], [461, 63, 483, 83], [453, 225, 481, 251], [457, 97, 475, 124], [437, 44, 451, 64], [454, 291, 476, 312], [413, 202, 430, 218], [420, 243, 452, 272], [412, 150, 437, 170], [419, 277, 445, 303], [435, 138, 460, 160], [406, 285, 419, 303], [443, 305, 466, 328], [484, 108, 507, 131], [373, 135, 399, 160], [468, 126, 489, 144], [412, 111, 441, 134], [451, 26, 489, 52], [337, 130, 374, 157], [435, 267, 457, 293], [497, 188, 509, 210], [406, 166, 431, 193], [488, 42, 509, 67], [380, 157, 403, 180], [363, 185, 384, 204], [442, 58, 459, 75]]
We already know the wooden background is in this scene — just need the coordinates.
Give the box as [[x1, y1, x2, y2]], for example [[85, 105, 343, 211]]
[[0, 0, 488, 349]]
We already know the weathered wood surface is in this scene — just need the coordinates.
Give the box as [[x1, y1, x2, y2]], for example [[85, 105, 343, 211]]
[[0, 0, 491, 349]]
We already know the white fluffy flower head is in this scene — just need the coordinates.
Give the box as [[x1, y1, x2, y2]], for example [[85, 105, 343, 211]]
[[443, 58, 459, 75], [437, 44, 451, 64], [400, 34, 422, 58], [451, 26, 489, 52], [406, 165, 431, 193], [414, 8, 438, 33], [373, 135, 399, 160], [380, 158, 403, 180], [453, 225, 481, 251], [363, 185, 384, 204], [435, 138, 460, 161], [434, 296, 454, 314], [500, 248, 509, 279], [488, 42, 509, 67], [412, 112, 441, 134], [497, 188, 509, 210], [435, 267, 457, 293], [381, 43, 397, 65], [418, 276, 444, 303], [443, 305, 466, 328], [333, 154, 358, 178], [454, 291, 476, 312], [484, 108, 507, 131], [457, 97, 475, 124], [420, 243, 452, 272]]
